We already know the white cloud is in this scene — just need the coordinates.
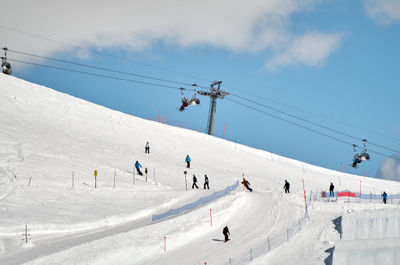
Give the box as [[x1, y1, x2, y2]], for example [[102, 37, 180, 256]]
[[364, 0, 400, 25], [376, 153, 400, 181], [265, 32, 343, 71], [0, 0, 342, 70]]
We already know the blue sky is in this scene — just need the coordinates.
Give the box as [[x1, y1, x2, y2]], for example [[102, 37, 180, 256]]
[[1, 0, 399, 179]]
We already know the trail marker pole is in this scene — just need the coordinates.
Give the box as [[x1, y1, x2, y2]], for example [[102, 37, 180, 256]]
[[223, 124, 226, 139], [113, 170, 116, 189], [132, 166, 135, 185], [145, 168, 148, 182], [363, 165, 365, 181], [72, 171, 74, 189], [184, 171, 187, 190], [24, 225, 28, 243], [210, 208, 212, 227], [302, 179, 307, 210], [94, 170, 97, 188]]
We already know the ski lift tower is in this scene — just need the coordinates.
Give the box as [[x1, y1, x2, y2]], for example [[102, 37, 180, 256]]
[[197, 81, 229, 136]]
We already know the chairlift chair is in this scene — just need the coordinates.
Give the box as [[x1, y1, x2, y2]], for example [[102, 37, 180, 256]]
[[1, 48, 12, 75], [359, 139, 370, 161]]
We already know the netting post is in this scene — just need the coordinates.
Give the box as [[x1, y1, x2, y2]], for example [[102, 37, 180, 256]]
[[210, 208, 212, 227], [113, 170, 116, 189]]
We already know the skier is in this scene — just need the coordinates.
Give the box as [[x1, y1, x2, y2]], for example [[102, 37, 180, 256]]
[[284, 180, 290, 193], [145, 142, 150, 154], [241, 178, 253, 192], [329, 182, 335, 197], [192, 174, 199, 189], [382, 191, 387, 204], [179, 99, 189, 111], [185, 155, 191, 168], [135, 161, 143, 176], [223, 226, 230, 242], [204, 175, 209, 190]]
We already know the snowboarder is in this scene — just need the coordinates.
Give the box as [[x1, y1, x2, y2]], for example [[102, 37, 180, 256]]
[[382, 191, 387, 204], [241, 178, 253, 192], [329, 182, 335, 197], [192, 174, 199, 189], [135, 161, 143, 176], [145, 142, 150, 154], [223, 226, 230, 242], [185, 155, 191, 168], [204, 175, 209, 189], [284, 180, 290, 193]]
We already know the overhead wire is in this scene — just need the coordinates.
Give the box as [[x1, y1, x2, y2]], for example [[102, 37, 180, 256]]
[[226, 97, 400, 162], [0, 24, 214, 83], [226, 84, 400, 143], [229, 92, 400, 154], [8, 58, 188, 91], [7, 48, 210, 89]]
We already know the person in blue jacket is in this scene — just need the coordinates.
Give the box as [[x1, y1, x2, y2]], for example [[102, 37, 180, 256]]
[[185, 155, 191, 168], [204, 175, 209, 189], [135, 161, 143, 176], [382, 191, 387, 204]]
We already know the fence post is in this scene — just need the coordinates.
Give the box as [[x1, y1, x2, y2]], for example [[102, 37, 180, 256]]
[[113, 170, 116, 189], [132, 166, 135, 185], [145, 168, 148, 182], [94, 170, 97, 188], [25, 225, 28, 243], [287, 228, 289, 242]]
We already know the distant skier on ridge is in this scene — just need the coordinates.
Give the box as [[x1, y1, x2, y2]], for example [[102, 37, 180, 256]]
[[284, 180, 290, 193], [186, 154, 191, 168]]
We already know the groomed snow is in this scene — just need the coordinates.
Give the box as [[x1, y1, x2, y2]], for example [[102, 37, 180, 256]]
[[0, 74, 399, 265]]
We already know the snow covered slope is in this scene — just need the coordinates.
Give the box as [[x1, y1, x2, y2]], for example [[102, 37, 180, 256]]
[[1, 74, 399, 265]]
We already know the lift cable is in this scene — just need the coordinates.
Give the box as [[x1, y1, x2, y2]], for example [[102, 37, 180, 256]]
[[0, 24, 213, 83], [230, 92, 400, 154], [7, 48, 209, 89], [226, 97, 400, 161], [8, 58, 191, 91], [226, 84, 400, 143]]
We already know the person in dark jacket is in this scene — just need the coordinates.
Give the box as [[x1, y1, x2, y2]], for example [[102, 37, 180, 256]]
[[192, 174, 199, 189], [135, 161, 143, 176], [241, 178, 253, 192], [284, 180, 290, 193], [382, 191, 387, 204], [204, 175, 209, 189], [145, 142, 150, 154], [223, 226, 230, 242], [329, 182, 335, 197], [186, 155, 191, 168]]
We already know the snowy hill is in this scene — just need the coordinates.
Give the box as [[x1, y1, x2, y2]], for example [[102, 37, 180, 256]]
[[1, 74, 400, 265]]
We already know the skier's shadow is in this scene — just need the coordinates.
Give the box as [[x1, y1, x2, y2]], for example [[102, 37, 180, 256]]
[[212, 239, 225, 242]]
